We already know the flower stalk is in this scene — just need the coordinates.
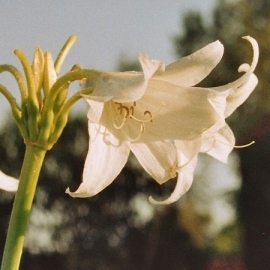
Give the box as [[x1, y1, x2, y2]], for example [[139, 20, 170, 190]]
[[1, 145, 47, 270], [0, 36, 96, 270]]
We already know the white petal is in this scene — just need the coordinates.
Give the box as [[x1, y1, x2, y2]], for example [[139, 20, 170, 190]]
[[87, 53, 162, 103], [85, 97, 107, 123], [156, 40, 224, 86], [149, 156, 198, 204], [88, 71, 146, 103], [66, 122, 130, 197], [129, 138, 177, 184], [208, 90, 229, 119], [201, 124, 235, 163], [141, 80, 227, 140], [212, 36, 259, 117], [138, 53, 164, 80], [0, 171, 18, 192], [225, 73, 258, 118], [174, 139, 201, 166]]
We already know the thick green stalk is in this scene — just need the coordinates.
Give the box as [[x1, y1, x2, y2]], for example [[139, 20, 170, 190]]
[[1, 145, 47, 270]]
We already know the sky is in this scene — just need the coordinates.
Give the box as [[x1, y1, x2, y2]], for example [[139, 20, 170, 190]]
[[0, 0, 216, 124]]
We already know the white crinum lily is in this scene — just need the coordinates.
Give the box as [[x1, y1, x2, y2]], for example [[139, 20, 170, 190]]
[[149, 36, 259, 204], [200, 36, 258, 162], [66, 36, 258, 204], [66, 40, 227, 198], [0, 171, 18, 192]]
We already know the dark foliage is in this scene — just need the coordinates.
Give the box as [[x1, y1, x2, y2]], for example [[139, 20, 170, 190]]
[[0, 116, 204, 269], [173, 1, 270, 269]]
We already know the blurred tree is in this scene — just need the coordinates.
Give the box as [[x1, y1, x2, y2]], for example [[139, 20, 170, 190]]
[[238, 114, 270, 270], [173, 0, 270, 269], [173, 11, 211, 57], [0, 113, 204, 269]]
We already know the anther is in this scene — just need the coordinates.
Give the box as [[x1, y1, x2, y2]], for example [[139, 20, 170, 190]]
[[129, 106, 134, 117], [113, 101, 161, 141], [144, 110, 153, 122], [121, 106, 130, 118]]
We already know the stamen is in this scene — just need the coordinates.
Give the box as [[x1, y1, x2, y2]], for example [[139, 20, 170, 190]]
[[116, 103, 129, 117], [113, 108, 128, 129], [113, 118, 126, 129], [125, 122, 145, 141], [144, 110, 153, 122], [130, 111, 154, 123], [113, 101, 163, 141], [122, 106, 130, 117], [139, 121, 146, 133], [201, 137, 255, 154], [129, 106, 134, 117], [216, 138, 255, 149], [234, 141, 255, 148]]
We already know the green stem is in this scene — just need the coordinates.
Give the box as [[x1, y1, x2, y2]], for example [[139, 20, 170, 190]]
[[1, 145, 47, 270]]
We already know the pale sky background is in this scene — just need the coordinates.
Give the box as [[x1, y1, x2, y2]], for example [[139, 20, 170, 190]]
[[0, 0, 216, 124]]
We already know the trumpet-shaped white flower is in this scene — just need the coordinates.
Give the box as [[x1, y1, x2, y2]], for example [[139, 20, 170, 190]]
[[201, 36, 258, 162], [0, 170, 18, 192], [66, 36, 258, 204], [150, 36, 259, 204]]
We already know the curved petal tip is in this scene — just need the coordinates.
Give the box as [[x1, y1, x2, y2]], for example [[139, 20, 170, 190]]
[[149, 157, 198, 205]]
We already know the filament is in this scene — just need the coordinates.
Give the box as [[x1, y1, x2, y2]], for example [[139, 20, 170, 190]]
[[113, 101, 163, 141], [201, 137, 255, 154], [233, 141, 255, 148]]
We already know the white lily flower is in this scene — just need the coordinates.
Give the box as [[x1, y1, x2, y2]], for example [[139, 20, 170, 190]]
[[66, 40, 227, 198], [201, 36, 258, 162], [150, 36, 259, 204], [0, 170, 18, 192], [66, 37, 258, 204]]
